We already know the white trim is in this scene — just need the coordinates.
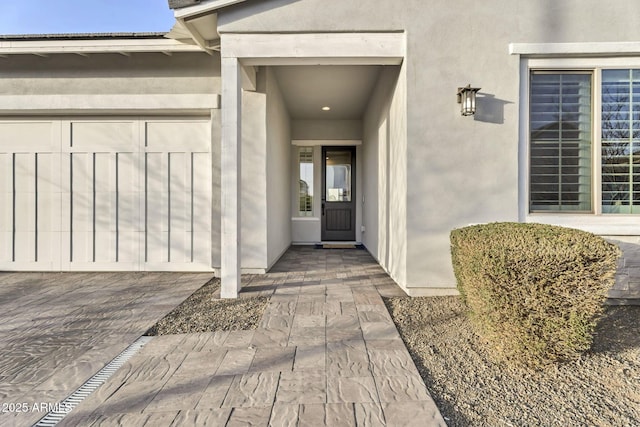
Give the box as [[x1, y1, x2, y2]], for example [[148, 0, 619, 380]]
[[174, 0, 247, 19], [592, 68, 603, 215], [0, 94, 220, 114], [517, 58, 529, 222], [510, 42, 640, 56], [292, 139, 362, 146], [524, 215, 640, 235], [527, 57, 640, 69], [222, 33, 405, 66], [220, 56, 242, 299], [0, 38, 204, 56]]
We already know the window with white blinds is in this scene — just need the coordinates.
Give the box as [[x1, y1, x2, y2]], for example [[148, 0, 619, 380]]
[[298, 147, 313, 216], [529, 72, 593, 212], [601, 69, 640, 214]]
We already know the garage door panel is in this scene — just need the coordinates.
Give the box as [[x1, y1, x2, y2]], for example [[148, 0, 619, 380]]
[[3, 117, 212, 272], [13, 155, 38, 262], [94, 153, 116, 233], [14, 156, 36, 247], [0, 154, 11, 260], [38, 231, 59, 266], [169, 152, 189, 232], [146, 231, 168, 263], [119, 190, 139, 231], [1, 122, 62, 268], [71, 221, 91, 263], [169, 231, 190, 263], [71, 159, 93, 233], [71, 121, 136, 152], [118, 153, 140, 232], [70, 153, 94, 264], [14, 154, 36, 194], [13, 232, 36, 263], [146, 152, 169, 233], [71, 153, 93, 196], [94, 231, 115, 262], [146, 121, 210, 152], [37, 153, 61, 232], [118, 231, 140, 263], [3, 122, 57, 151], [193, 231, 210, 265], [0, 153, 10, 194], [193, 152, 211, 231]]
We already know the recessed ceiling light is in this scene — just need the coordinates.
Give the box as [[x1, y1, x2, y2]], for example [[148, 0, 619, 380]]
[[322, 106, 331, 111]]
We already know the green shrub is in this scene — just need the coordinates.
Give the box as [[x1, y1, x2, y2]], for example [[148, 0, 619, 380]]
[[450, 222, 620, 367]]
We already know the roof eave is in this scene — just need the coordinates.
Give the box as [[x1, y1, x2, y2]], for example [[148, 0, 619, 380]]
[[170, 0, 243, 52], [173, 0, 246, 19]]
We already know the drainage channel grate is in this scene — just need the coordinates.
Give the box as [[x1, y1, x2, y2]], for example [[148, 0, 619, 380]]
[[33, 335, 154, 427]]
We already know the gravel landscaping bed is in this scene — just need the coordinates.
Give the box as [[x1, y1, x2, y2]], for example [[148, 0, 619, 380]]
[[384, 296, 640, 427], [146, 278, 268, 335]]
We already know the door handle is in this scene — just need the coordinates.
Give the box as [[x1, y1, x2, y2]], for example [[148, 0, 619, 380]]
[[322, 201, 325, 216]]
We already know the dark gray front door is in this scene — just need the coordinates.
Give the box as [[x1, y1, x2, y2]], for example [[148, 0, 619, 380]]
[[321, 146, 356, 241]]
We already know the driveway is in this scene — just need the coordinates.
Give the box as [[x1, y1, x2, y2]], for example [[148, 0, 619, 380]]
[[0, 272, 211, 426]]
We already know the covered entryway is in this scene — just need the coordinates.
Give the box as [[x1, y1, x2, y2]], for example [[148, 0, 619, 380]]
[[217, 32, 406, 297], [0, 118, 212, 271]]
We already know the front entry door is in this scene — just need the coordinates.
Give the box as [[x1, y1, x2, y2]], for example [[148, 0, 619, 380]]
[[321, 146, 356, 241]]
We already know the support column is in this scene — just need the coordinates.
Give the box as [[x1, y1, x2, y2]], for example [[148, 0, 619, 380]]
[[220, 56, 242, 298]]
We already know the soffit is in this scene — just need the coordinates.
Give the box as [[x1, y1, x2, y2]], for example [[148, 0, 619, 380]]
[[273, 65, 382, 120]]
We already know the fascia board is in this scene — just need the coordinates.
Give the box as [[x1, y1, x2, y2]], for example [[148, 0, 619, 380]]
[[174, 0, 247, 19], [0, 38, 204, 55]]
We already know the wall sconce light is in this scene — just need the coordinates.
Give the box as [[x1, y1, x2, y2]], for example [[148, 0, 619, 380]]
[[457, 85, 481, 116]]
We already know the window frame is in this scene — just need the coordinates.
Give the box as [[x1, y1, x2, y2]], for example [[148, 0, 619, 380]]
[[520, 57, 640, 233], [296, 146, 314, 217]]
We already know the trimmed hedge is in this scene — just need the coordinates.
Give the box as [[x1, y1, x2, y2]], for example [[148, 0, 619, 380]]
[[450, 222, 620, 367]]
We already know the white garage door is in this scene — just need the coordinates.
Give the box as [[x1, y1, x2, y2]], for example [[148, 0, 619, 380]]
[[0, 118, 212, 271]]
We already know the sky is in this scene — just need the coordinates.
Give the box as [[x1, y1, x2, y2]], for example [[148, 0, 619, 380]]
[[0, 0, 176, 35]]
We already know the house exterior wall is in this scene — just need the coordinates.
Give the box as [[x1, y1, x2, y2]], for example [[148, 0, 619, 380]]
[[0, 52, 219, 95], [237, 68, 292, 272], [363, 65, 407, 287], [218, 0, 640, 292], [265, 68, 292, 267], [292, 120, 362, 140], [240, 86, 268, 270]]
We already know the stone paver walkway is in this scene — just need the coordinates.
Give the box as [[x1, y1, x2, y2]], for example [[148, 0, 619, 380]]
[[0, 272, 211, 427], [608, 239, 640, 304], [59, 247, 447, 426]]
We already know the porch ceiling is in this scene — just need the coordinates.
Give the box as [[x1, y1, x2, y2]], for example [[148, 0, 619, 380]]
[[273, 65, 382, 120]]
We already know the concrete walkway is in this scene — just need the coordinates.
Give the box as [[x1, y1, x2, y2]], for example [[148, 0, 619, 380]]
[[59, 247, 447, 426], [0, 272, 211, 427]]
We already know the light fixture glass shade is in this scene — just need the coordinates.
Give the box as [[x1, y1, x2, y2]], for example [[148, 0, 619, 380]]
[[457, 85, 481, 116]]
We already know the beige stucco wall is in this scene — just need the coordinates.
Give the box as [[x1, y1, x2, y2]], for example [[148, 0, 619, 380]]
[[0, 52, 219, 95], [240, 86, 268, 270], [291, 120, 362, 140], [218, 0, 640, 291], [362, 65, 407, 288], [265, 68, 293, 267], [237, 68, 292, 271]]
